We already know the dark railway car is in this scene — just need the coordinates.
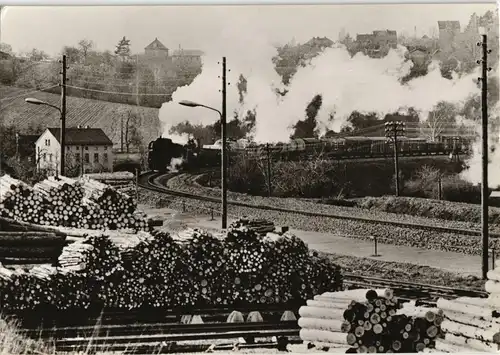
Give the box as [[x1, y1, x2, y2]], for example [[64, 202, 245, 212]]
[[148, 137, 185, 172]]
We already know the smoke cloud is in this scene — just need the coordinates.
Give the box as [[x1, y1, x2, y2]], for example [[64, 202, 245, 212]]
[[460, 91, 500, 188], [160, 39, 482, 144], [159, 20, 283, 145]]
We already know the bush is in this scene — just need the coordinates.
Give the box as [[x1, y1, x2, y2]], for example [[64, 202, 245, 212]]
[[403, 165, 491, 204], [222, 156, 463, 198], [356, 195, 500, 225]]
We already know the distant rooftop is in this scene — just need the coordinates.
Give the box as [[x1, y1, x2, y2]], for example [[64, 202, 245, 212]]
[[46, 127, 113, 146], [171, 49, 204, 57], [145, 38, 168, 51]]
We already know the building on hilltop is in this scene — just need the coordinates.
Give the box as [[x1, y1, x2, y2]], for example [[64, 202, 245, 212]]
[[35, 127, 114, 175], [354, 30, 398, 58], [171, 46, 204, 66], [144, 38, 170, 59]]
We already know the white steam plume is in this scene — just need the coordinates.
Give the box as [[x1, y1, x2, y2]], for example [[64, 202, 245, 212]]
[[161, 38, 481, 144], [254, 44, 481, 141], [159, 19, 283, 145], [460, 79, 500, 189]]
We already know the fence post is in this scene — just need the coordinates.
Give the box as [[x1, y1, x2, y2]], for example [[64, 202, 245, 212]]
[[182, 200, 186, 213], [211, 207, 214, 221], [371, 236, 380, 257], [490, 247, 496, 271], [438, 174, 442, 200], [266, 143, 272, 197]]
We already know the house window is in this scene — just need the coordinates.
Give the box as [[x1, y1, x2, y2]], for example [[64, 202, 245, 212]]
[[49, 154, 52, 162], [94, 153, 99, 163], [103, 153, 108, 162], [76, 153, 81, 162], [104, 146, 108, 151], [45, 139, 50, 146], [84, 153, 89, 163], [43, 153, 46, 162], [85, 146, 89, 151]]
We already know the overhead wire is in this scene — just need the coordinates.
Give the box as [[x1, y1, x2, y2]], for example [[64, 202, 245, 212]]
[[0, 85, 59, 102], [65, 85, 173, 97]]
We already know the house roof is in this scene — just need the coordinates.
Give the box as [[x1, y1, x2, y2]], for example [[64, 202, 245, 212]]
[[171, 49, 204, 57], [45, 127, 113, 146], [145, 38, 168, 51]]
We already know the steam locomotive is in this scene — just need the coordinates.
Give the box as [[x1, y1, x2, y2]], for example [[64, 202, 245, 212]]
[[148, 136, 472, 172]]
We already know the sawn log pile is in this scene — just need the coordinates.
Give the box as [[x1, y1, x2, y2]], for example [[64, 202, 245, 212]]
[[0, 174, 148, 232], [298, 289, 443, 353], [0, 227, 342, 316]]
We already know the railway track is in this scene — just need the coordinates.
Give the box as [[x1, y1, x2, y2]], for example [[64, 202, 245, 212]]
[[138, 170, 489, 298], [139, 171, 500, 238]]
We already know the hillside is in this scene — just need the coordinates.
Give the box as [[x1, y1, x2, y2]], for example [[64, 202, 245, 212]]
[[0, 85, 162, 148]]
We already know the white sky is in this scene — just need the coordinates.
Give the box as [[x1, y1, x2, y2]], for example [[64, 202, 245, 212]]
[[0, 4, 497, 56]]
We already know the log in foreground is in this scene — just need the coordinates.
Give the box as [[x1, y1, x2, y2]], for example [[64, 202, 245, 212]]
[[299, 289, 444, 353]]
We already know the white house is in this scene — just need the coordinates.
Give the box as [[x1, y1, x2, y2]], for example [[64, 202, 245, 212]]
[[35, 127, 114, 175]]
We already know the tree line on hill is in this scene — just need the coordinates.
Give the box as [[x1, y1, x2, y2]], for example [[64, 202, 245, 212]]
[[0, 9, 498, 145]]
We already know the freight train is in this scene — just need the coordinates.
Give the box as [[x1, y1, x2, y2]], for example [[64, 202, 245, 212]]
[[148, 136, 472, 172]]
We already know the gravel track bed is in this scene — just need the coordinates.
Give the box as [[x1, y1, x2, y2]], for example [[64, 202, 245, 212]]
[[138, 191, 484, 290], [319, 252, 484, 290], [166, 174, 500, 234], [139, 189, 500, 256]]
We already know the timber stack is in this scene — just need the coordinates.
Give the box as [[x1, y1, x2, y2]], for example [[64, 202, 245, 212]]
[[0, 174, 149, 232], [298, 289, 443, 353], [229, 218, 276, 236], [0, 231, 66, 264], [83, 172, 135, 195], [427, 260, 500, 353], [0, 228, 342, 316], [432, 297, 500, 352]]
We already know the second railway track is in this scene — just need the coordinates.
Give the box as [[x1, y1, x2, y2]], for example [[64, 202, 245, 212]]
[[139, 171, 500, 239]]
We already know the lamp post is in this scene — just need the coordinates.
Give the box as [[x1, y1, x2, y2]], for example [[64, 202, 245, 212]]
[[179, 100, 227, 229], [25, 98, 65, 176]]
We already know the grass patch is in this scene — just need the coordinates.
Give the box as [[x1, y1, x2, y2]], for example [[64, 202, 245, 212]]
[[353, 196, 500, 225], [0, 316, 53, 354]]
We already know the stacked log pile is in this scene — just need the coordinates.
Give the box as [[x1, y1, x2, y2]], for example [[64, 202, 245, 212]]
[[0, 231, 66, 264], [429, 262, 500, 352], [0, 174, 148, 232], [0, 228, 342, 314], [433, 297, 500, 352], [298, 289, 443, 353], [229, 218, 276, 236]]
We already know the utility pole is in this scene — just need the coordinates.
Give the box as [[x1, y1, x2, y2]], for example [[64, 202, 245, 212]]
[[266, 143, 272, 197], [478, 33, 492, 280], [60, 55, 67, 177], [221, 57, 228, 229], [385, 121, 405, 197], [121, 116, 124, 152]]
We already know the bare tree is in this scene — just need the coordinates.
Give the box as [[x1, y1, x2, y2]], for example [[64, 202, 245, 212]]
[[420, 102, 458, 141], [123, 110, 143, 153], [78, 39, 94, 62]]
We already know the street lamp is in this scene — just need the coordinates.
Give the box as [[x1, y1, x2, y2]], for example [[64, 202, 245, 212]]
[[25, 98, 65, 176], [178, 100, 227, 229]]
